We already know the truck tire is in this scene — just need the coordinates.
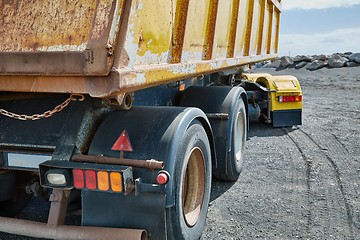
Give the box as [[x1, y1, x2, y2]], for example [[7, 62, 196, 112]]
[[179, 86, 247, 182], [166, 121, 211, 240], [214, 99, 247, 181]]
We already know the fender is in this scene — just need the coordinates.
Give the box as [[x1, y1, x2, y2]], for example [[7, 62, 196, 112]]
[[87, 106, 214, 206], [82, 106, 214, 239]]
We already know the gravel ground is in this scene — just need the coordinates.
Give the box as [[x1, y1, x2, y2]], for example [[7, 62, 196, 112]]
[[1, 67, 360, 239], [202, 67, 360, 239]]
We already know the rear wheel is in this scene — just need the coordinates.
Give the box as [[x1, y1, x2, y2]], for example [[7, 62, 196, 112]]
[[166, 121, 211, 240], [214, 99, 247, 181], [178, 86, 247, 182], [229, 99, 247, 179]]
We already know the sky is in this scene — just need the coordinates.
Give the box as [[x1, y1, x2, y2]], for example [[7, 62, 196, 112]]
[[279, 0, 360, 56]]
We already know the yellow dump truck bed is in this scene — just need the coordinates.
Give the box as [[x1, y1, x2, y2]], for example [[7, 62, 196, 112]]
[[0, 0, 281, 100]]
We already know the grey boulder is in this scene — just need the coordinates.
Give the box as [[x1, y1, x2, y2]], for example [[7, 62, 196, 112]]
[[279, 56, 294, 69], [328, 54, 348, 68], [293, 55, 313, 62], [295, 61, 308, 69], [263, 59, 281, 68], [345, 61, 360, 67], [306, 60, 327, 71], [314, 54, 328, 61], [349, 53, 360, 63]]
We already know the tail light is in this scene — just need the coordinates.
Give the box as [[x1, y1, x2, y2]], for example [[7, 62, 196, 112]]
[[85, 170, 97, 190], [97, 171, 110, 191], [278, 95, 302, 103], [110, 172, 123, 192], [73, 169, 85, 189], [156, 171, 170, 185], [39, 160, 133, 194], [72, 169, 127, 193]]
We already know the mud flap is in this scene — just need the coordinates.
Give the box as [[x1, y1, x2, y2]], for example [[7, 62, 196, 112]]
[[82, 190, 166, 240], [272, 110, 302, 127]]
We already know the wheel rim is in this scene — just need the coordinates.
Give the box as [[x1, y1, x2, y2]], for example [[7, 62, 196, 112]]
[[234, 111, 245, 170], [182, 147, 206, 227]]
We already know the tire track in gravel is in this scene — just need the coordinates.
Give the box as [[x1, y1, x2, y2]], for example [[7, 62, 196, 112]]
[[204, 124, 310, 239], [282, 128, 312, 235], [284, 127, 356, 239], [298, 128, 355, 232], [299, 127, 360, 233]]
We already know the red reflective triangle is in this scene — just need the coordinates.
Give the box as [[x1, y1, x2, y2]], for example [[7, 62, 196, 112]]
[[111, 130, 133, 152]]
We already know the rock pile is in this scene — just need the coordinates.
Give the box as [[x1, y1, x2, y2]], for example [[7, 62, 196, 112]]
[[259, 52, 360, 71]]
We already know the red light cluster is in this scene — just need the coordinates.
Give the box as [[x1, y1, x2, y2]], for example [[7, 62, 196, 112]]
[[278, 95, 302, 103], [72, 169, 123, 192]]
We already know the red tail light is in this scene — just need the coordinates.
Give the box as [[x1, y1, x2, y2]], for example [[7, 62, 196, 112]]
[[85, 170, 97, 190], [73, 169, 85, 189], [157, 171, 170, 185], [278, 95, 302, 103]]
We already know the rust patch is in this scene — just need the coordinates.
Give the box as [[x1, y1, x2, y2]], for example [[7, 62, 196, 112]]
[[0, 1, 99, 52], [203, 0, 219, 60], [138, 35, 144, 48], [170, 0, 190, 63], [227, 0, 240, 58], [266, 2, 273, 54], [0, 1, 123, 76], [90, 0, 113, 40], [244, 0, 254, 56], [0, 53, 278, 98], [257, 0, 265, 55], [274, 9, 280, 53]]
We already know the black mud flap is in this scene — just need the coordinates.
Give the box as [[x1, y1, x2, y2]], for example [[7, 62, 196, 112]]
[[82, 190, 166, 240], [272, 110, 302, 127]]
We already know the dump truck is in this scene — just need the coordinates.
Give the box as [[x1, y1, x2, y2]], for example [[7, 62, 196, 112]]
[[0, 0, 302, 239]]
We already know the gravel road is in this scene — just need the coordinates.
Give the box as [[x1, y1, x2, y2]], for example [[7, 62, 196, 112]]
[[2, 67, 360, 239], [202, 67, 360, 239]]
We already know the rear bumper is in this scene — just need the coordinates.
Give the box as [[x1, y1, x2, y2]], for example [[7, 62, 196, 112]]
[[0, 216, 147, 240], [271, 109, 302, 127]]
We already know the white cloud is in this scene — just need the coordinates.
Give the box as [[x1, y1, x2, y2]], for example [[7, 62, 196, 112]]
[[282, 0, 360, 10], [278, 27, 360, 56]]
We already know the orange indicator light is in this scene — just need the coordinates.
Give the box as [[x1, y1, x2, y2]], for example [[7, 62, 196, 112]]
[[110, 172, 122, 192], [97, 171, 110, 191], [179, 84, 185, 91]]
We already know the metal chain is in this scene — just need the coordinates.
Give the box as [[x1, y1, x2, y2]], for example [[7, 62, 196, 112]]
[[0, 94, 85, 121]]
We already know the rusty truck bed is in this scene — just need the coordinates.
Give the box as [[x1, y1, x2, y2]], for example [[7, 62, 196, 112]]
[[0, 0, 281, 100]]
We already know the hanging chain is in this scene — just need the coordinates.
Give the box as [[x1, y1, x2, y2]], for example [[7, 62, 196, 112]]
[[0, 94, 85, 121]]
